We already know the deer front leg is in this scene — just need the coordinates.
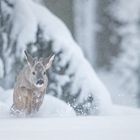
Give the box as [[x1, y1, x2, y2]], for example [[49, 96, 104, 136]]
[[33, 91, 45, 112], [10, 88, 20, 116], [24, 90, 34, 115], [10, 88, 26, 117], [37, 94, 45, 111], [11, 87, 31, 117]]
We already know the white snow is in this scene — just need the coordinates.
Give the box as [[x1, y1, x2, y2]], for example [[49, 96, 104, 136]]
[[107, 0, 140, 107], [1, 87, 140, 117], [0, 116, 140, 140], [110, 0, 140, 22], [1, 1, 140, 139], [0, 88, 140, 140], [0, 87, 76, 118], [11, 0, 38, 58], [37, 95, 76, 117]]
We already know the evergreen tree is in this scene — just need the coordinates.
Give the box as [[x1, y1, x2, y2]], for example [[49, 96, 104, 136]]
[[96, 0, 121, 69], [110, 0, 140, 106]]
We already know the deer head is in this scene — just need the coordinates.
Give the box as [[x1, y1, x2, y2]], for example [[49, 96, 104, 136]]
[[24, 51, 55, 88]]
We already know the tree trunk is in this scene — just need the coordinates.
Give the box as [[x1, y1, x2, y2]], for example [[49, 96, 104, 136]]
[[96, 0, 120, 69], [73, 0, 97, 67]]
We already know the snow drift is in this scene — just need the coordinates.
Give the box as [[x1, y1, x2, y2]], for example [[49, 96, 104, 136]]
[[0, 87, 140, 118], [0, 87, 76, 118]]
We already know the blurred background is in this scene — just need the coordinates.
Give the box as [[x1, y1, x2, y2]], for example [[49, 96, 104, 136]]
[[1, 0, 140, 110]]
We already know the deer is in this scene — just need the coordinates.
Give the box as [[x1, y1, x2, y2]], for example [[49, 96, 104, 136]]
[[10, 51, 55, 117]]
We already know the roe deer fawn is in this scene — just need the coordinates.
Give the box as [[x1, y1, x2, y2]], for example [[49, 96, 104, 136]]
[[10, 51, 54, 116]]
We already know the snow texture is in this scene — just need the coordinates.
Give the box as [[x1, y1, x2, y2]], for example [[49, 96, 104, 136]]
[[1, 87, 140, 117], [0, 116, 140, 140], [110, 0, 140, 23], [108, 0, 140, 107], [1, 87, 140, 140], [0, 87, 76, 118]]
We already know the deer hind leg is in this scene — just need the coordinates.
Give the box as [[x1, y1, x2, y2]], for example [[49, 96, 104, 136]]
[[31, 96, 39, 113], [10, 88, 27, 117], [10, 104, 17, 116], [11, 102, 27, 117], [10, 92, 20, 116], [10, 103, 26, 117]]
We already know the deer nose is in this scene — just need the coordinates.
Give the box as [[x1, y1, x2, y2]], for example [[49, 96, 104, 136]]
[[36, 79, 44, 85]]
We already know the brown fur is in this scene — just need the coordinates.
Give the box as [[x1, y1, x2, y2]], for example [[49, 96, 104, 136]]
[[10, 51, 54, 117], [10, 65, 47, 116]]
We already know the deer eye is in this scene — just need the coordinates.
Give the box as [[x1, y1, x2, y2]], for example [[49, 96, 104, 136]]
[[32, 72, 35, 75]]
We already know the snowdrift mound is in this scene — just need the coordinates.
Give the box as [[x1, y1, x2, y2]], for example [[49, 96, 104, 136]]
[[1, 86, 140, 118], [0, 87, 76, 118]]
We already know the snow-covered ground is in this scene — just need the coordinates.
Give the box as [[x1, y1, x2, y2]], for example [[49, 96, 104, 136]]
[[0, 116, 140, 140], [0, 87, 140, 140], [1, 1, 140, 139], [98, 71, 138, 107], [0, 88, 76, 118]]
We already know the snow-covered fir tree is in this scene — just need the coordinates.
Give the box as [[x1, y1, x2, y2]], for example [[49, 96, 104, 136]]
[[96, 0, 121, 69], [0, 0, 112, 115], [109, 0, 140, 106]]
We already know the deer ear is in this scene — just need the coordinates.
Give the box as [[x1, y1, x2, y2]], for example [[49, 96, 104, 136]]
[[24, 50, 34, 67], [43, 54, 55, 69]]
